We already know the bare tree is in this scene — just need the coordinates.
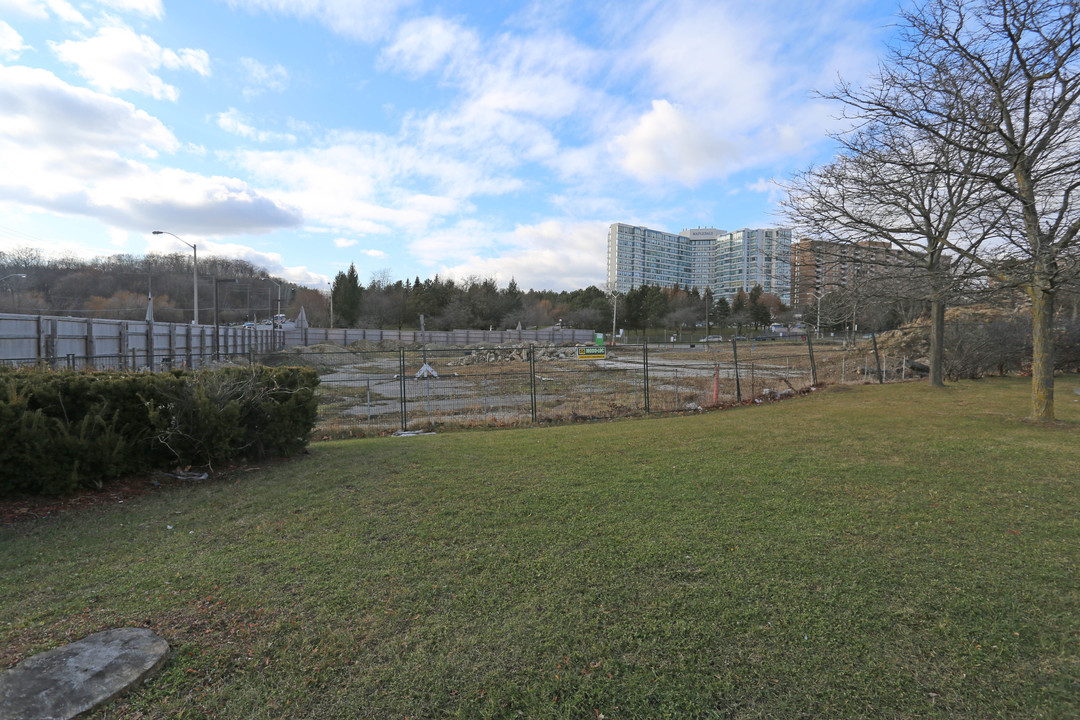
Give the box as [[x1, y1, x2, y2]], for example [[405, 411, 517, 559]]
[[827, 0, 1080, 420], [783, 113, 992, 386]]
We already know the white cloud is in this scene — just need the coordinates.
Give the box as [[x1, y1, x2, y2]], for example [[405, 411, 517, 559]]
[[0, 64, 299, 234], [232, 126, 523, 238], [222, 16, 614, 278], [167, 47, 211, 75], [217, 108, 296, 143], [107, 226, 129, 246], [360, 248, 386, 258], [0, 64, 179, 155], [432, 220, 609, 291], [0, 21, 28, 60], [99, 0, 164, 18], [629, 3, 775, 120], [221, 0, 416, 43], [746, 178, 773, 193], [613, 100, 737, 184], [333, 237, 356, 247], [600, 0, 889, 187], [52, 24, 211, 101], [387, 23, 605, 178], [240, 56, 288, 99], [379, 16, 477, 76], [0, 0, 87, 24], [745, 177, 784, 203], [408, 219, 495, 264]]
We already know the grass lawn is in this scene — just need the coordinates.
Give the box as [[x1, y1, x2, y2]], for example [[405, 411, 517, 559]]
[[2, 377, 1078, 719]]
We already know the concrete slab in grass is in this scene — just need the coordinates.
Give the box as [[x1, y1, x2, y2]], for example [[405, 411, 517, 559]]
[[0, 628, 169, 720]]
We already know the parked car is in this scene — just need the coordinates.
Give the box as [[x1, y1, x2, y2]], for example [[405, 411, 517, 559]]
[[753, 335, 775, 341], [700, 335, 724, 343]]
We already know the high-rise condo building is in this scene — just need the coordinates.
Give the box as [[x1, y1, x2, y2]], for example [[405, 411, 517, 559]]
[[607, 223, 792, 303]]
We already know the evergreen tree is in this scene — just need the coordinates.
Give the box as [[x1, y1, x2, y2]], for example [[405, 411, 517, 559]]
[[331, 263, 363, 327], [731, 289, 748, 314], [713, 297, 731, 325]]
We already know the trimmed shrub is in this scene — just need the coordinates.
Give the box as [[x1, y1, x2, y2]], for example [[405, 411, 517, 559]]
[[146, 366, 319, 469], [0, 365, 319, 497]]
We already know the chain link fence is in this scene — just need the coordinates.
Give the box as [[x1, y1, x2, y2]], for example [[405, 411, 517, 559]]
[[14, 314, 1080, 438], [1, 336, 923, 438], [263, 336, 920, 437]]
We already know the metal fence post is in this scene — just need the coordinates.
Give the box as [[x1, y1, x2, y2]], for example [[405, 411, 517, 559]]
[[732, 339, 742, 402], [643, 343, 650, 413], [588, 369, 594, 415], [529, 344, 537, 423], [399, 348, 407, 431], [673, 368, 679, 411]]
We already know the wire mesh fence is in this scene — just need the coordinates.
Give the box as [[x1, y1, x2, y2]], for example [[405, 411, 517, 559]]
[[275, 337, 921, 437], [1, 336, 923, 438]]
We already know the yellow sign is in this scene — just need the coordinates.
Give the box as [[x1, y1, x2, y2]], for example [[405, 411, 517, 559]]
[[577, 347, 607, 360]]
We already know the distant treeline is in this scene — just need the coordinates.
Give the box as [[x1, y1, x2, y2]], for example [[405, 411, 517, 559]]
[[0, 247, 311, 325], [0, 248, 785, 331], [330, 264, 786, 332]]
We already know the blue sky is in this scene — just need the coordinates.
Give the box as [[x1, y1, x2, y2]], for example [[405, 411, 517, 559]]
[[0, 0, 897, 291]]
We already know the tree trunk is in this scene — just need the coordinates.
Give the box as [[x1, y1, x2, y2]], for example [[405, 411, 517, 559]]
[[1029, 285, 1055, 422], [928, 297, 946, 387]]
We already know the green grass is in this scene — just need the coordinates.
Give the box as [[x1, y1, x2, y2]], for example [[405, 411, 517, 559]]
[[2, 377, 1078, 719]]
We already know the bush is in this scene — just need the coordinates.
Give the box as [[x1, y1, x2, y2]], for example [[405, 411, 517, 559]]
[[942, 316, 1080, 380], [147, 366, 319, 469], [0, 365, 319, 497], [943, 319, 1032, 380]]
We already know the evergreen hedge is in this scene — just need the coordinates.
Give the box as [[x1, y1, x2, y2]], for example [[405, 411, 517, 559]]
[[0, 366, 319, 497]]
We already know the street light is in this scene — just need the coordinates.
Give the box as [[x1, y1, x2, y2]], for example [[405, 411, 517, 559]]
[[326, 280, 334, 329], [811, 287, 828, 336], [703, 287, 713, 338], [152, 231, 198, 325], [264, 277, 283, 324], [0, 274, 26, 313], [610, 292, 619, 344]]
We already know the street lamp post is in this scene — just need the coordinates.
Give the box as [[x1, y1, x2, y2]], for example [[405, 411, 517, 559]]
[[605, 287, 619, 344], [703, 287, 713, 338], [327, 280, 334, 329], [811, 288, 828, 336], [610, 294, 618, 343], [153, 231, 198, 325], [264, 277, 283, 324], [1, 274, 26, 312]]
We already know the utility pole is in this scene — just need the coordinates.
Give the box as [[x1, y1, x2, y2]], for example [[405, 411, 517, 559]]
[[212, 277, 237, 359]]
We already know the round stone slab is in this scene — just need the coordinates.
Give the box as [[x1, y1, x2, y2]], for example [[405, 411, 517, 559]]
[[0, 628, 169, 720]]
